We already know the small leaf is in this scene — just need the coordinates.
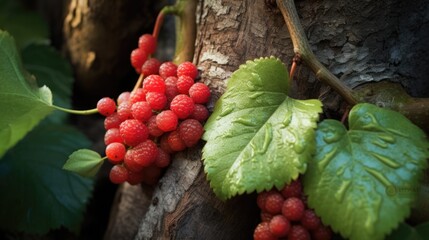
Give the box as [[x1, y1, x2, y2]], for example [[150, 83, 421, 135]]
[[387, 222, 429, 240], [304, 103, 429, 240], [203, 57, 322, 200], [63, 149, 105, 177], [0, 124, 93, 234], [0, 30, 54, 158]]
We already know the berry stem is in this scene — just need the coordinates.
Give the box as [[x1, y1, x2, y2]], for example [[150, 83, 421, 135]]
[[276, 0, 358, 106], [133, 73, 145, 92], [53, 105, 99, 115], [172, 0, 197, 64]]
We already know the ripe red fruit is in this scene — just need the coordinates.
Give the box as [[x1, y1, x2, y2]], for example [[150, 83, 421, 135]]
[[104, 128, 123, 145], [119, 119, 149, 146], [123, 150, 144, 172], [164, 76, 179, 101], [167, 130, 187, 152], [146, 92, 167, 110], [159, 61, 177, 79], [282, 197, 305, 221], [265, 192, 285, 214], [105, 142, 126, 163], [126, 170, 145, 185], [147, 115, 164, 137], [170, 94, 195, 119], [312, 226, 333, 240], [131, 140, 158, 167], [257, 191, 270, 211], [190, 104, 209, 122], [177, 61, 198, 79], [97, 97, 116, 116], [117, 101, 133, 121], [141, 58, 161, 76], [130, 48, 148, 73], [269, 215, 290, 237], [178, 119, 204, 147], [143, 75, 166, 94], [176, 75, 194, 94], [109, 165, 128, 184], [289, 225, 311, 240], [160, 134, 174, 153], [154, 148, 171, 168], [140, 165, 162, 185], [253, 222, 277, 240], [104, 113, 122, 130], [189, 82, 211, 104], [260, 212, 274, 222], [138, 34, 157, 54], [131, 101, 153, 122], [117, 91, 131, 105], [301, 209, 321, 230], [281, 179, 302, 198], [156, 110, 178, 132], [129, 88, 146, 104]]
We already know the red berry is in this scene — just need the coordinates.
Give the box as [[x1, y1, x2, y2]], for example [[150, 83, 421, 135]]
[[124, 150, 144, 172], [117, 91, 131, 105], [269, 215, 290, 237], [138, 34, 157, 54], [147, 115, 164, 137], [106, 142, 126, 164], [282, 197, 305, 221], [143, 75, 166, 94], [301, 209, 321, 230], [117, 101, 133, 121], [176, 75, 194, 94], [167, 130, 187, 151], [312, 226, 333, 240], [265, 192, 285, 214], [165, 76, 179, 101], [260, 212, 274, 222], [146, 92, 167, 110], [97, 97, 116, 116], [156, 110, 178, 132], [131, 140, 158, 167], [104, 128, 123, 145], [289, 225, 311, 240], [154, 148, 171, 168], [131, 101, 153, 122], [104, 113, 122, 130], [177, 61, 198, 79], [190, 104, 210, 123], [119, 119, 149, 146], [159, 61, 177, 79], [129, 88, 146, 104], [257, 191, 270, 211], [170, 94, 195, 119], [178, 119, 204, 147], [140, 165, 162, 185], [281, 179, 302, 198], [160, 134, 174, 153], [141, 58, 161, 76], [189, 83, 211, 104], [130, 48, 148, 73], [253, 222, 277, 240], [109, 165, 128, 184], [127, 170, 145, 185]]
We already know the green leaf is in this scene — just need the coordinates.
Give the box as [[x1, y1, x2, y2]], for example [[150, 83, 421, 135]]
[[0, 124, 94, 234], [22, 44, 74, 123], [202, 57, 322, 200], [63, 149, 105, 178], [303, 103, 429, 240], [0, 0, 49, 48], [0, 30, 54, 158]]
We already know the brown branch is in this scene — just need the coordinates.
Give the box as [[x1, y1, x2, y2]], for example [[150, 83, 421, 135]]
[[276, 0, 358, 105]]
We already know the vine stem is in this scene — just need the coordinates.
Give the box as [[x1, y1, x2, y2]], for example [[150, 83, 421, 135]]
[[276, 0, 358, 105], [53, 105, 98, 115]]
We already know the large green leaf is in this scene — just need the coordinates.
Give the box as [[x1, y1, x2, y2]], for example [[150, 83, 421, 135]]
[[203, 57, 322, 200], [22, 44, 74, 123], [0, 30, 54, 158], [0, 123, 94, 234], [304, 103, 429, 240]]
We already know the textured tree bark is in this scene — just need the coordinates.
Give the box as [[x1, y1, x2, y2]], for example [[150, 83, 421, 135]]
[[104, 0, 429, 239]]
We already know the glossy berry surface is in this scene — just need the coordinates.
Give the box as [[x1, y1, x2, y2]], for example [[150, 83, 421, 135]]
[[97, 97, 116, 116], [105, 142, 126, 163], [177, 61, 198, 79]]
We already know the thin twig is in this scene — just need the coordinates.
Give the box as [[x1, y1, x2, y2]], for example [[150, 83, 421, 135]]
[[276, 0, 358, 105]]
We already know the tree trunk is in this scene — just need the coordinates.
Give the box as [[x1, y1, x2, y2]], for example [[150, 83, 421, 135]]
[[100, 0, 429, 239]]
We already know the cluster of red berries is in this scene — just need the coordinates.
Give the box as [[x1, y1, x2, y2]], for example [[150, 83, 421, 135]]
[[96, 33, 210, 185], [254, 179, 333, 240]]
